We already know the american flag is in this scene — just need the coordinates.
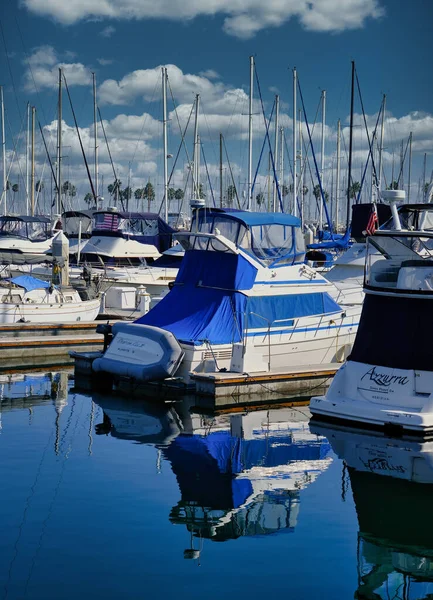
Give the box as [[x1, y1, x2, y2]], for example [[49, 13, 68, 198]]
[[364, 204, 378, 236], [97, 213, 119, 231]]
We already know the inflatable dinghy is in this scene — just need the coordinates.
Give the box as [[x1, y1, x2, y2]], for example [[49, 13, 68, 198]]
[[93, 322, 184, 381]]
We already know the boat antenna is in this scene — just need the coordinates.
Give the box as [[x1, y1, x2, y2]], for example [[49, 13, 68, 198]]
[[346, 60, 355, 231], [63, 73, 97, 204]]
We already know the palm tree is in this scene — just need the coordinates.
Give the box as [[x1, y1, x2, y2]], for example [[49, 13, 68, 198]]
[[84, 192, 94, 207], [256, 192, 265, 207], [174, 188, 184, 201], [313, 184, 329, 202], [349, 181, 361, 200], [226, 184, 236, 206], [143, 182, 155, 212], [35, 180, 44, 193], [12, 183, 19, 193], [167, 188, 176, 201]]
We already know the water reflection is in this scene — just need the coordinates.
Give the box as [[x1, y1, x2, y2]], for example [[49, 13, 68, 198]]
[[165, 407, 332, 549], [92, 393, 182, 445], [312, 423, 433, 600], [93, 395, 333, 555]]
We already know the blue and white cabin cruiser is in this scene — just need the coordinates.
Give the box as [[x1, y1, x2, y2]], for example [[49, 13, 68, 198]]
[[93, 208, 361, 383], [310, 195, 433, 435], [0, 215, 55, 264], [79, 208, 175, 267]]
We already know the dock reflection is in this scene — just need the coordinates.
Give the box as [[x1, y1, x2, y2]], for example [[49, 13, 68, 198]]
[[311, 422, 433, 600]]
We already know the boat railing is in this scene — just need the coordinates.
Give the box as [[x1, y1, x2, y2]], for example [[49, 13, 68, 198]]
[[245, 312, 296, 372]]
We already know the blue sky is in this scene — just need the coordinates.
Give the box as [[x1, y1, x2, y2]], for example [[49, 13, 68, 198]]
[[0, 0, 432, 213]]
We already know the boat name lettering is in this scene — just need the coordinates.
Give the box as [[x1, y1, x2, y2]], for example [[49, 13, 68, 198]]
[[360, 366, 409, 388], [360, 457, 405, 474], [118, 338, 145, 349]]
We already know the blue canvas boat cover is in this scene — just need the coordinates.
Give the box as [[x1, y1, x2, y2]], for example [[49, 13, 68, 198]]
[[8, 275, 52, 292]]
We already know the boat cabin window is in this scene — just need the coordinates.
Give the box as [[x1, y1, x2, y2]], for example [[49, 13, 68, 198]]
[[191, 214, 247, 251], [0, 219, 50, 241], [63, 215, 92, 237], [249, 224, 304, 265]]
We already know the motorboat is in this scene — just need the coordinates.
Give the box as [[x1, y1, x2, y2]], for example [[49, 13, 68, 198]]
[[93, 208, 361, 383], [79, 208, 175, 267], [0, 274, 100, 323], [310, 194, 433, 435], [0, 215, 56, 264], [311, 422, 433, 599]]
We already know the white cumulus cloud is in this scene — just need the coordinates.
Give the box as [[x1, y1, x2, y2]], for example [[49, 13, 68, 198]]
[[23, 45, 92, 92], [22, 0, 384, 38]]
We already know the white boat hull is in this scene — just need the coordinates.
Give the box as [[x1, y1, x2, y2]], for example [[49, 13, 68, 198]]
[[176, 308, 360, 381], [310, 360, 433, 435], [0, 297, 101, 324]]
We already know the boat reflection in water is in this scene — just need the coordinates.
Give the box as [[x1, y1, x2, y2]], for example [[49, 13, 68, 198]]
[[92, 393, 182, 446], [92, 397, 333, 556], [164, 406, 332, 555], [311, 422, 433, 600], [0, 371, 69, 414]]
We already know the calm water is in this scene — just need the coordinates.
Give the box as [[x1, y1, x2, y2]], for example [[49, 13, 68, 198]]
[[0, 371, 432, 600]]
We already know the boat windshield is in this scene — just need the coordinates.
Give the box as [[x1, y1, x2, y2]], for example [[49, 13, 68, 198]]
[[365, 232, 433, 291], [190, 212, 304, 265], [0, 219, 50, 241], [63, 215, 93, 237], [381, 206, 433, 232]]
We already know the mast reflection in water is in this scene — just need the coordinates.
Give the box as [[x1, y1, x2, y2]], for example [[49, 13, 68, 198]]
[[312, 422, 433, 600]]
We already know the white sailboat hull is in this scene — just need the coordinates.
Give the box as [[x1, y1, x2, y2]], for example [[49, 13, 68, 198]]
[[0, 297, 101, 324]]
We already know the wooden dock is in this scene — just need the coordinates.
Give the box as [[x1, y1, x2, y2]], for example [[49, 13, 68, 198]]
[[0, 322, 109, 371], [71, 349, 340, 406], [191, 364, 339, 404]]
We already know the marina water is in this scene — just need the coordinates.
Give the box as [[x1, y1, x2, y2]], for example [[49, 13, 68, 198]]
[[0, 371, 432, 599]]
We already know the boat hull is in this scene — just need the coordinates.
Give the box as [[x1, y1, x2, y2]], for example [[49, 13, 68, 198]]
[[176, 308, 360, 381], [0, 298, 101, 324], [310, 360, 433, 435]]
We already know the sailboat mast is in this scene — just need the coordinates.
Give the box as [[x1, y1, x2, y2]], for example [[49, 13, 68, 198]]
[[280, 127, 284, 209], [346, 61, 355, 231], [31, 106, 36, 216], [336, 119, 341, 232], [293, 67, 297, 217], [1, 86, 6, 214], [423, 153, 427, 201], [56, 68, 62, 215], [92, 72, 99, 204], [299, 110, 303, 227], [408, 131, 412, 203], [192, 94, 200, 200], [272, 94, 279, 211], [26, 102, 30, 215], [247, 56, 254, 211], [219, 133, 223, 208], [162, 67, 169, 222], [319, 90, 326, 231], [377, 94, 386, 197]]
